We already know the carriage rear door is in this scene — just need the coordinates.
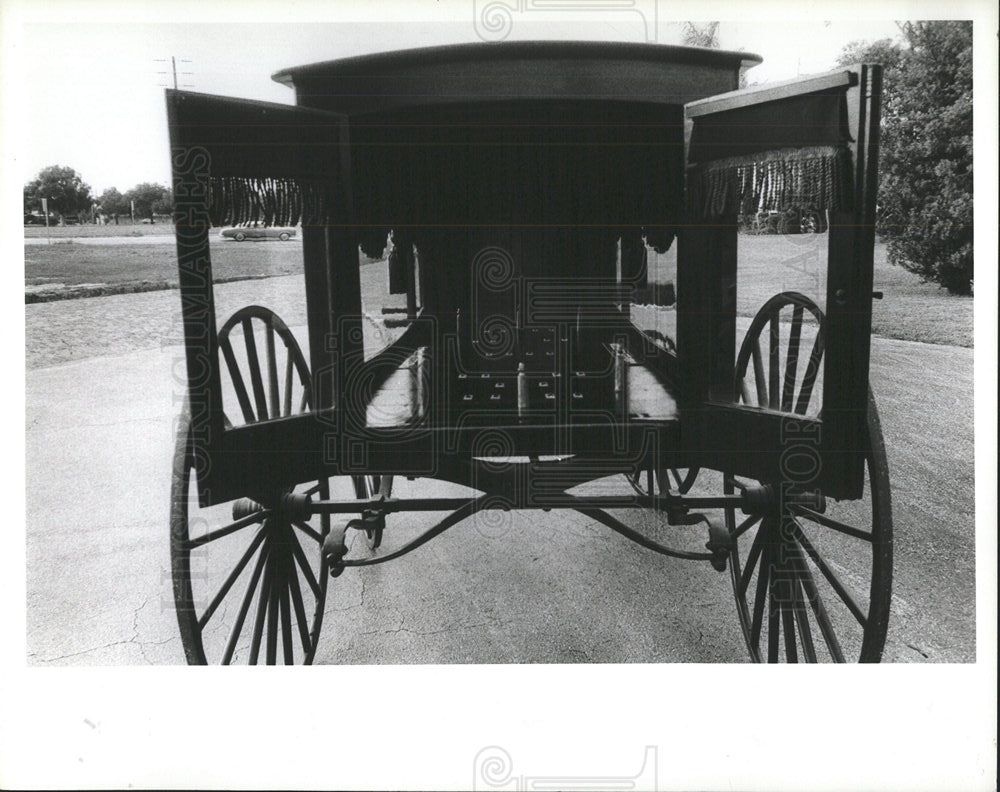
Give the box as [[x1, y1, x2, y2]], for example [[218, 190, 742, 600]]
[[167, 90, 356, 504], [677, 64, 882, 499]]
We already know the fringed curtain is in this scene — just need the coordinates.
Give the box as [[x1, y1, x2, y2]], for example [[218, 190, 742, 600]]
[[687, 89, 854, 217], [168, 90, 348, 228], [206, 176, 342, 228]]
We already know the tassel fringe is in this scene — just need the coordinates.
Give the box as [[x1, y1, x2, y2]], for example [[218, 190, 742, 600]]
[[207, 176, 342, 228], [688, 146, 851, 218]]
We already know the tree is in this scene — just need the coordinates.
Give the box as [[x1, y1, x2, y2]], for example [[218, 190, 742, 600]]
[[836, 37, 904, 75], [838, 23, 973, 294], [97, 187, 128, 218], [23, 165, 92, 220], [152, 188, 174, 217], [682, 22, 719, 48], [125, 182, 171, 222], [680, 22, 755, 88]]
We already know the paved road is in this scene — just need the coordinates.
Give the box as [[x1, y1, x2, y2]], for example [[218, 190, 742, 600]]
[[25, 280, 975, 664]]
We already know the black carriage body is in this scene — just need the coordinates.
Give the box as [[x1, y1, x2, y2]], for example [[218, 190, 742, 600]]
[[168, 42, 880, 506]]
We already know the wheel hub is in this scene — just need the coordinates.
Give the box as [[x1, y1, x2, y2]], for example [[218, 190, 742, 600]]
[[232, 491, 313, 522], [740, 483, 825, 516]]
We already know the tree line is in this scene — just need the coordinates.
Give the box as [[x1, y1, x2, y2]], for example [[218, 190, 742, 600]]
[[687, 20, 972, 295], [23, 22, 972, 293], [836, 21, 973, 295], [23, 165, 172, 224]]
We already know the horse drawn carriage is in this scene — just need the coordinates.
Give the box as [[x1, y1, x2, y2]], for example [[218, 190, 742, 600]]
[[168, 42, 890, 663]]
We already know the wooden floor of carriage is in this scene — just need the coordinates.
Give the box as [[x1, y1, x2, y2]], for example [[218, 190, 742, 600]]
[[24, 282, 976, 664]]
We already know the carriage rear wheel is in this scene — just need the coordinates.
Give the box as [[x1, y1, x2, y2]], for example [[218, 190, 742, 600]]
[[169, 306, 330, 664], [626, 466, 700, 497], [726, 293, 893, 662], [352, 474, 387, 550], [171, 422, 330, 665]]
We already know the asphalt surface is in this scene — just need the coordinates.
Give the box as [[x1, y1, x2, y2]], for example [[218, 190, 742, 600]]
[[24, 280, 976, 664]]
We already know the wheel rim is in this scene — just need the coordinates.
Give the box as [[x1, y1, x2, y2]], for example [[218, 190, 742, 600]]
[[234, 232, 245, 241], [727, 293, 892, 662], [170, 416, 330, 664]]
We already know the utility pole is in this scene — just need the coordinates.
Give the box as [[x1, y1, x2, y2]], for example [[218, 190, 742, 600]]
[[155, 57, 193, 90]]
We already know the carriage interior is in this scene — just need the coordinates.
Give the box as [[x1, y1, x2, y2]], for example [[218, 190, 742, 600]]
[[170, 44, 872, 497]]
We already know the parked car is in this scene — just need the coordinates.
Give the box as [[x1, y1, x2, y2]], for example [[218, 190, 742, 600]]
[[793, 207, 828, 234], [740, 207, 828, 235], [220, 226, 297, 241]]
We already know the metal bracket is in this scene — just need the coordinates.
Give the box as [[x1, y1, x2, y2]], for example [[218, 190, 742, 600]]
[[351, 510, 385, 535], [321, 520, 352, 577], [665, 505, 704, 527], [704, 518, 732, 572]]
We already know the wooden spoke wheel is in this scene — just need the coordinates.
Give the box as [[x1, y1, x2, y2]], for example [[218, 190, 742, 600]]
[[726, 396, 892, 662], [736, 292, 825, 416], [218, 305, 312, 425], [352, 474, 391, 550], [171, 428, 330, 665], [170, 306, 330, 664], [727, 294, 892, 662]]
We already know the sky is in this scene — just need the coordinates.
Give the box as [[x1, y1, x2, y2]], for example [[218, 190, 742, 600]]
[[2, 4, 912, 196]]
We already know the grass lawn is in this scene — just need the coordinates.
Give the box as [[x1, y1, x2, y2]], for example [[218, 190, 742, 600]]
[[648, 234, 972, 348], [25, 238, 304, 288], [24, 221, 176, 239], [25, 233, 972, 347], [867, 245, 974, 347]]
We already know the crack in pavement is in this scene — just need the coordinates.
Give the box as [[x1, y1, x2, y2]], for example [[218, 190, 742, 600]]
[[359, 614, 492, 639], [905, 641, 930, 659], [330, 571, 366, 612], [33, 596, 181, 665], [361, 623, 491, 637], [28, 417, 165, 433]]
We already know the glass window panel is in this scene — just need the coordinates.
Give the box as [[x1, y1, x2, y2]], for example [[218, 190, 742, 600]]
[[727, 214, 829, 415]]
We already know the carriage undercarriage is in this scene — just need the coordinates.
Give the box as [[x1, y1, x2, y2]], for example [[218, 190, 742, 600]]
[[167, 43, 891, 664], [171, 292, 891, 665]]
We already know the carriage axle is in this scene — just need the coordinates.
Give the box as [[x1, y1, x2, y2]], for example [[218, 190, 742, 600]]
[[243, 482, 822, 522]]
